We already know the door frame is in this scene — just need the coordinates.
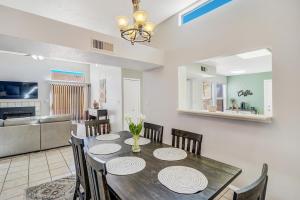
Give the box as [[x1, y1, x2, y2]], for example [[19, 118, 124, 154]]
[[123, 78, 141, 130]]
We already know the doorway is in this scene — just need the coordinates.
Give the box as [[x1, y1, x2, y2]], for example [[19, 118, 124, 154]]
[[123, 78, 141, 130]]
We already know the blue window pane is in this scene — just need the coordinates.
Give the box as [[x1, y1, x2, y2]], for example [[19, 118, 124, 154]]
[[182, 0, 232, 25], [51, 69, 84, 76]]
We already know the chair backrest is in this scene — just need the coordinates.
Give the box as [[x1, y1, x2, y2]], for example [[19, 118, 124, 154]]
[[233, 164, 269, 200], [143, 122, 164, 143], [171, 128, 203, 156], [85, 119, 110, 137], [98, 109, 108, 120], [70, 133, 90, 198], [86, 152, 111, 200]]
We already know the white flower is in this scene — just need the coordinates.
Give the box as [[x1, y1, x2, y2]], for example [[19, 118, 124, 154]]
[[125, 115, 132, 124], [139, 114, 146, 122]]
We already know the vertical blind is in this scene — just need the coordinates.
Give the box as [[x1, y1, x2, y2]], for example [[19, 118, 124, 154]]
[[50, 83, 88, 121]]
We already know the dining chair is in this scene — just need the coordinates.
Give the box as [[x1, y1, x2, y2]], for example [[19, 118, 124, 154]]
[[233, 164, 268, 200], [86, 152, 115, 200], [70, 133, 90, 200], [143, 122, 164, 143], [85, 119, 111, 137], [98, 109, 109, 120], [171, 128, 203, 156]]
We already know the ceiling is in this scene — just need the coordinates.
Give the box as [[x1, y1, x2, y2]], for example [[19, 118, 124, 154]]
[[0, 0, 198, 37], [197, 53, 272, 76]]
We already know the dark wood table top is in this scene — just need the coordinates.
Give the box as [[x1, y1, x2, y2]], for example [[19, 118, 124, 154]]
[[85, 131, 241, 200]]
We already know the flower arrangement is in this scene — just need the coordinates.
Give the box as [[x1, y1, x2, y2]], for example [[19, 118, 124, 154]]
[[125, 114, 145, 152], [125, 114, 145, 136]]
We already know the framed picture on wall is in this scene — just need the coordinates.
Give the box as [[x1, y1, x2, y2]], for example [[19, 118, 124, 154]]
[[202, 81, 212, 100], [99, 79, 106, 105]]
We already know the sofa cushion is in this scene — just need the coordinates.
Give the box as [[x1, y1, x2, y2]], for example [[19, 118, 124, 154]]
[[39, 114, 72, 123], [4, 117, 39, 126], [0, 119, 4, 127]]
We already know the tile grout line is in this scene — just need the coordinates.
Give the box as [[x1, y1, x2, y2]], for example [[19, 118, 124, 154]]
[[28, 153, 32, 189], [45, 150, 53, 181], [0, 158, 12, 195], [59, 148, 73, 175]]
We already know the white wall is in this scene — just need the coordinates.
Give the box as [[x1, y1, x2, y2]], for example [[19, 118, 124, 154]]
[[90, 64, 122, 132], [0, 52, 90, 115], [144, 0, 300, 199]]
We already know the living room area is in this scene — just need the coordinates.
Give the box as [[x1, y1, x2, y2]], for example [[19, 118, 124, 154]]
[[0, 42, 147, 199]]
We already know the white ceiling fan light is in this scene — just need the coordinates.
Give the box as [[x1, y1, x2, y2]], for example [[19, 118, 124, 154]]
[[236, 49, 271, 59]]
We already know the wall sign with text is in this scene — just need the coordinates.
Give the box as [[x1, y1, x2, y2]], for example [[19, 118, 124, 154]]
[[238, 90, 253, 97]]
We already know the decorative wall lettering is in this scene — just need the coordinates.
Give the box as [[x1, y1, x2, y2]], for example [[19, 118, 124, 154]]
[[238, 90, 253, 97]]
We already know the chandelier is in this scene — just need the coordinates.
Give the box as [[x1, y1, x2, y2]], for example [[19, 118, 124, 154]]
[[116, 0, 155, 45]]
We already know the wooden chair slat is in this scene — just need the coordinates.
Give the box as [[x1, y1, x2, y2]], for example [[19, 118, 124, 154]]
[[182, 137, 185, 150], [85, 119, 111, 137], [171, 129, 203, 156], [187, 139, 191, 152], [143, 122, 164, 143]]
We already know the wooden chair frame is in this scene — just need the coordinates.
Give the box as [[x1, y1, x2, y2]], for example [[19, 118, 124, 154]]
[[233, 164, 268, 200], [143, 122, 164, 143], [85, 119, 110, 137], [171, 128, 203, 156], [71, 133, 90, 200]]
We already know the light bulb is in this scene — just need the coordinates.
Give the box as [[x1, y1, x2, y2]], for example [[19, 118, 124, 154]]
[[144, 22, 155, 33], [133, 10, 148, 25], [38, 56, 44, 60], [31, 55, 38, 60], [116, 16, 129, 30]]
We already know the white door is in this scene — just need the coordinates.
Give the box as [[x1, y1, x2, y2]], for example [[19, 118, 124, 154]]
[[264, 80, 273, 116], [123, 78, 141, 130]]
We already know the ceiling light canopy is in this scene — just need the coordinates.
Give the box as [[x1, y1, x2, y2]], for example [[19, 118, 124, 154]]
[[116, 0, 155, 45], [237, 49, 271, 59]]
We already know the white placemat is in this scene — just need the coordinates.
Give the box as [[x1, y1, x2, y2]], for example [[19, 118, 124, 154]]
[[96, 134, 120, 141], [124, 137, 151, 146], [158, 166, 208, 194], [153, 148, 187, 161], [89, 144, 121, 155], [106, 156, 146, 175]]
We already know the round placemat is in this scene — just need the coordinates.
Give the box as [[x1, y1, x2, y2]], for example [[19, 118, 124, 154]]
[[158, 166, 208, 194], [153, 147, 187, 161], [96, 134, 120, 141], [124, 137, 151, 146], [106, 156, 146, 175], [89, 144, 121, 155]]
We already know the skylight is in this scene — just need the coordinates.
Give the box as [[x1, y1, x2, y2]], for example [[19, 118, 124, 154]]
[[236, 49, 271, 59], [179, 0, 232, 25]]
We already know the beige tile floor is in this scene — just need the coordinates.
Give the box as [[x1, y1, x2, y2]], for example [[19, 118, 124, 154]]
[[0, 146, 75, 200], [0, 145, 234, 200]]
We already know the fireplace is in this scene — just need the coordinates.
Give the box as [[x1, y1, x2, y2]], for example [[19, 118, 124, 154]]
[[0, 107, 36, 120]]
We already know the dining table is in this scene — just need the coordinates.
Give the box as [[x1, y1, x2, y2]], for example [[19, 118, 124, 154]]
[[84, 131, 242, 200]]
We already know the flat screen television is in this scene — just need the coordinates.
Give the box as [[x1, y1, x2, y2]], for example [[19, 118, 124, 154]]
[[0, 81, 38, 99]]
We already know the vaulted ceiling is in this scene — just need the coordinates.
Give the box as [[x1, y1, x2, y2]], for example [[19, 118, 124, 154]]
[[0, 0, 198, 37]]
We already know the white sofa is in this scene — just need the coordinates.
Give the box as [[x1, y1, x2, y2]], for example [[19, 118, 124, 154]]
[[0, 115, 73, 158]]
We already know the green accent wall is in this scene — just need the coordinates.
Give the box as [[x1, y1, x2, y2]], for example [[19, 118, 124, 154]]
[[227, 72, 272, 114]]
